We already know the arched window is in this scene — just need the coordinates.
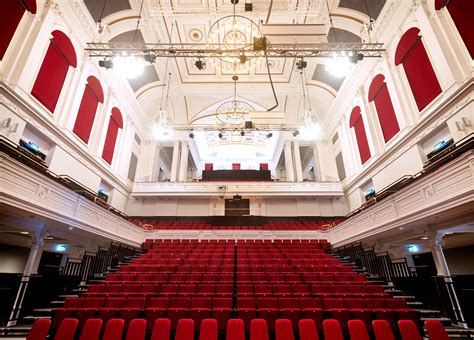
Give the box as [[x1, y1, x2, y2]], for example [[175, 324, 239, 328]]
[[395, 27, 442, 111], [102, 107, 123, 164], [349, 106, 371, 165], [0, 0, 36, 59], [368, 74, 400, 143], [73, 76, 104, 144], [31, 30, 77, 113], [435, 0, 474, 59]]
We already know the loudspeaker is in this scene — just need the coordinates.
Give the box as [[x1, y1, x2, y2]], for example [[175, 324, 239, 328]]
[[245, 121, 253, 129]]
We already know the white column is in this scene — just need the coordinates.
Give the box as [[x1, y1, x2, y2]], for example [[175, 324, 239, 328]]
[[293, 140, 303, 182], [135, 141, 159, 182], [170, 141, 180, 182], [8, 227, 46, 326], [178, 141, 189, 182], [357, 86, 384, 156], [284, 140, 295, 182]]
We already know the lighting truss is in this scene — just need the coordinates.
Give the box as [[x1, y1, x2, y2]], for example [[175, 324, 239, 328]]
[[85, 42, 384, 59], [164, 123, 303, 132]]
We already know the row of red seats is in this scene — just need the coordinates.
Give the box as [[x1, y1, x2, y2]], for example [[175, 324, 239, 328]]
[[82, 283, 387, 298], [144, 239, 328, 243], [55, 296, 415, 332], [30, 317, 449, 340]]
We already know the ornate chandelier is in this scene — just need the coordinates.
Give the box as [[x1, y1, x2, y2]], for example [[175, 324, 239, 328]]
[[215, 75, 253, 125], [207, 6, 263, 74]]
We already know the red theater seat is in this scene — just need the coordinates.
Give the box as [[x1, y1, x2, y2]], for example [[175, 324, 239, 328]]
[[425, 320, 449, 340], [150, 319, 171, 340], [54, 318, 78, 340], [168, 297, 191, 328], [190, 298, 212, 328], [299, 319, 319, 340], [205, 163, 213, 171], [398, 320, 422, 340], [175, 319, 194, 340], [126, 319, 146, 340], [260, 163, 269, 170], [275, 319, 294, 340], [372, 320, 395, 340], [145, 298, 169, 330], [257, 298, 279, 330], [53, 298, 83, 329], [323, 319, 343, 340], [199, 319, 218, 340], [213, 298, 232, 330], [27, 318, 51, 340], [79, 319, 102, 340], [227, 319, 245, 340], [232, 163, 241, 170], [120, 297, 146, 326], [103, 319, 124, 340], [237, 298, 257, 329], [250, 319, 269, 340], [279, 298, 302, 329], [348, 320, 370, 340]]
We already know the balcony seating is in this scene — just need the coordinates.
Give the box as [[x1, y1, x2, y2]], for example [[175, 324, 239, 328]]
[[27, 319, 51, 340], [79, 318, 102, 340], [54, 318, 78, 340]]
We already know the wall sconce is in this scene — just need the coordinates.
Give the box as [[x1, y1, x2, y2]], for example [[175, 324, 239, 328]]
[[10, 123, 19, 133], [455, 116, 472, 132], [2, 118, 12, 128]]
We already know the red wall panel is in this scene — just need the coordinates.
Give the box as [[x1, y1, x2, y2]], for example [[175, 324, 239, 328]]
[[0, 1, 25, 59], [368, 74, 400, 143], [102, 108, 123, 164], [349, 107, 371, 165], [446, 0, 474, 59], [73, 86, 99, 144], [395, 28, 442, 111]]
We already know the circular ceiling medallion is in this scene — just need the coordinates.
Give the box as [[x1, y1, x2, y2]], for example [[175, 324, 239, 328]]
[[188, 29, 203, 42]]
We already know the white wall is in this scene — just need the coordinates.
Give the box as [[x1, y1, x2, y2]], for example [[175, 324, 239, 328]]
[[0, 244, 29, 274], [48, 145, 102, 192], [0, 103, 26, 143], [372, 145, 425, 192]]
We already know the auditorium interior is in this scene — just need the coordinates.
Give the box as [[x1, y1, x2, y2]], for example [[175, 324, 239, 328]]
[[0, 0, 473, 339]]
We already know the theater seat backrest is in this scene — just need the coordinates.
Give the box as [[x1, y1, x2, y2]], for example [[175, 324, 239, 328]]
[[151, 319, 170, 340], [126, 319, 147, 340], [79, 319, 102, 340], [250, 319, 269, 340], [323, 319, 343, 340], [398, 320, 421, 340], [27, 318, 51, 340], [348, 320, 370, 340], [372, 320, 395, 340], [227, 319, 245, 340], [199, 319, 217, 340], [54, 318, 78, 340], [103, 319, 124, 340], [299, 319, 319, 340], [425, 320, 449, 340], [175, 319, 194, 340], [275, 319, 294, 340]]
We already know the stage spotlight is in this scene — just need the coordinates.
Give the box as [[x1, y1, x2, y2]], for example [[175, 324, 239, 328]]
[[218, 132, 223, 139], [266, 132, 273, 138], [239, 55, 247, 64], [296, 59, 307, 70], [293, 130, 300, 137], [240, 131, 245, 136], [189, 133, 194, 138]]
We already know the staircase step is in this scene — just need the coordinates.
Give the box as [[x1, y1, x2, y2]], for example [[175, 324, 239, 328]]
[[407, 301, 423, 306], [416, 309, 442, 314], [392, 295, 416, 299], [421, 317, 452, 324], [58, 294, 79, 298]]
